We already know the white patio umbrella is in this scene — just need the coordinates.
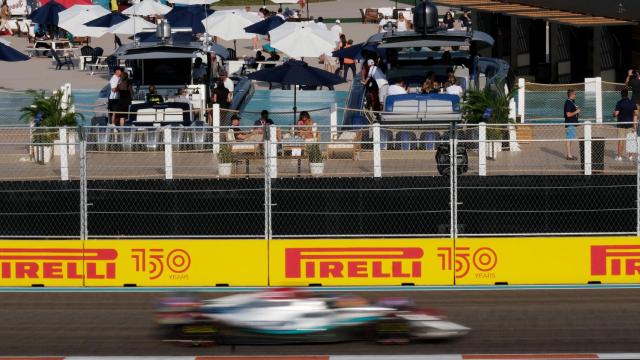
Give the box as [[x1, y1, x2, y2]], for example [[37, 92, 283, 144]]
[[0, 38, 10, 45], [201, 10, 261, 52], [167, 0, 218, 5], [269, 23, 338, 58], [107, 17, 157, 35], [58, 5, 110, 38], [123, 0, 172, 16]]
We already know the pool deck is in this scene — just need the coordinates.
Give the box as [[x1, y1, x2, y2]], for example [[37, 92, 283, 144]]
[[0, 125, 635, 181]]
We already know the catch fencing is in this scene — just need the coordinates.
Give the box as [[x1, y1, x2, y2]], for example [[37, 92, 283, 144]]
[[0, 116, 637, 239]]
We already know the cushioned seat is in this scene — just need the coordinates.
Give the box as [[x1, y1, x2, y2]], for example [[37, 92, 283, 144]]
[[382, 93, 462, 125]]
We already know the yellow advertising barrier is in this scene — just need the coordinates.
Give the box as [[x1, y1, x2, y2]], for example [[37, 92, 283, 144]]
[[0, 240, 85, 287], [83, 240, 268, 287], [455, 236, 640, 285], [0, 239, 268, 287], [268, 238, 455, 286], [2, 237, 639, 287]]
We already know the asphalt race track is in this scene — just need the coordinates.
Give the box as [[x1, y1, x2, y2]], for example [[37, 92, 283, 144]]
[[1, 289, 639, 356]]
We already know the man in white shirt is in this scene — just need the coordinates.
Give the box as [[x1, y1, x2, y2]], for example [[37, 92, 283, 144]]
[[315, 16, 327, 30], [363, 59, 389, 106], [219, 71, 234, 100], [387, 80, 408, 96], [446, 78, 464, 98], [330, 19, 342, 36], [378, 16, 395, 33], [108, 67, 122, 124]]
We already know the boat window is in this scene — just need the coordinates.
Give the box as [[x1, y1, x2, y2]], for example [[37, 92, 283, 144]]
[[134, 58, 192, 86]]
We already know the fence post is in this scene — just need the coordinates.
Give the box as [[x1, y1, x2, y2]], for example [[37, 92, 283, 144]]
[[164, 127, 173, 180], [59, 127, 69, 181], [584, 121, 592, 176], [79, 137, 88, 241], [330, 103, 338, 141], [212, 103, 220, 155], [479, 122, 486, 176], [637, 134, 639, 236], [372, 124, 381, 178], [595, 77, 603, 123], [264, 133, 272, 243], [518, 78, 525, 123], [269, 126, 278, 178], [449, 127, 458, 241]]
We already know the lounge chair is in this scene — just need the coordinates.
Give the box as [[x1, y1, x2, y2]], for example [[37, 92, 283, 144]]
[[327, 130, 363, 160], [360, 8, 380, 24], [51, 50, 74, 70], [395, 131, 418, 150], [226, 129, 260, 156]]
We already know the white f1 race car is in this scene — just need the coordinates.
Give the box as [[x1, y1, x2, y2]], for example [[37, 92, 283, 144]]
[[156, 288, 470, 345]]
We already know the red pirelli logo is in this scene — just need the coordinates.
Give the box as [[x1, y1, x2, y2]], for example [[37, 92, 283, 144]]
[[591, 245, 640, 276], [0, 248, 118, 280], [285, 247, 424, 279]]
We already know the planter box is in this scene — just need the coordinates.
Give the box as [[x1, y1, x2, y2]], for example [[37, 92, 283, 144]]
[[218, 163, 233, 177]]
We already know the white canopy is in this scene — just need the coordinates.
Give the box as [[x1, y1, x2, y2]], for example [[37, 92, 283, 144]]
[[167, 0, 218, 5], [106, 17, 157, 35], [269, 22, 338, 58], [123, 0, 172, 16], [58, 5, 110, 38], [201, 9, 261, 41]]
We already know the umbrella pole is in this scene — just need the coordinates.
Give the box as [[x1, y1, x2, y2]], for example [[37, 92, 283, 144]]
[[306, 1, 309, 19], [234, 39, 237, 53], [293, 85, 297, 124]]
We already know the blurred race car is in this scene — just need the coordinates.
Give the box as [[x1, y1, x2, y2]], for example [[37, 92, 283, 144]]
[[155, 288, 470, 345]]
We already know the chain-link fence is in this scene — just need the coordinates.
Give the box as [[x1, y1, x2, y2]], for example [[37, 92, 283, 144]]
[[0, 115, 637, 238]]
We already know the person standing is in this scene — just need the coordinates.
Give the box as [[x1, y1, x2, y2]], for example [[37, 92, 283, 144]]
[[459, 10, 471, 28], [363, 58, 388, 110], [108, 67, 122, 125], [613, 89, 638, 161], [0, 0, 12, 35], [564, 89, 580, 160], [396, 12, 409, 32], [330, 19, 342, 37], [625, 68, 640, 109], [115, 72, 133, 126], [342, 39, 356, 81]]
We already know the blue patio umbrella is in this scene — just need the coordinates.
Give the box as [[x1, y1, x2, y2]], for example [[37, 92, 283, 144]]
[[28, 0, 66, 25], [165, 5, 214, 34], [244, 16, 285, 36], [84, 12, 129, 28], [247, 59, 345, 122], [332, 42, 382, 60], [0, 42, 30, 62]]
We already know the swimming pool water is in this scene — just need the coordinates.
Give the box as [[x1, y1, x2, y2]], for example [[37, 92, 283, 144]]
[[239, 89, 348, 127]]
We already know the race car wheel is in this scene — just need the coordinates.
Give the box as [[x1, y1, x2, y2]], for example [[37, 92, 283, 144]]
[[375, 318, 411, 345]]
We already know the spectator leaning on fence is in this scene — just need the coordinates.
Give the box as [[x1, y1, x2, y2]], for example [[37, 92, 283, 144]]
[[613, 89, 638, 162], [564, 89, 580, 161]]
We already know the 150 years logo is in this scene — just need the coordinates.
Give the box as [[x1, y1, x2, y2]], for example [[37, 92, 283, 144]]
[[131, 248, 192, 280], [437, 246, 498, 279]]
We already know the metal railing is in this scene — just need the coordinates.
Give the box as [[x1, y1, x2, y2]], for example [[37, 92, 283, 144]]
[[0, 121, 637, 239]]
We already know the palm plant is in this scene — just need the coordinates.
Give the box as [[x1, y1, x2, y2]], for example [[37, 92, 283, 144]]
[[306, 143, 324, 163], [461, 82, 517, 140], [218, 143, 235, 163], [20, 90, 83, 143]]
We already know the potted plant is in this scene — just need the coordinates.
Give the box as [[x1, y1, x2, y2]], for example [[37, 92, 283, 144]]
[[306, 143, 325, 176], [217, 143, 235, 176], [20, 90, 82, 164], [461, 82, 517, 159]]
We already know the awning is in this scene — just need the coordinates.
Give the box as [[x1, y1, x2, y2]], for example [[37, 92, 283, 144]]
[[119, 52, 198, 60], [433, 0, 635, 27]]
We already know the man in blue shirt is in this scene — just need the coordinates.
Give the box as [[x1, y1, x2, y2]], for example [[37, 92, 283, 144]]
[[564, 89, 580, 160], [613, 89, 638, 161]]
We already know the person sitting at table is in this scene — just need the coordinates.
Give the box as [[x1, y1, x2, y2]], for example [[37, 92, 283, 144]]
[[421, 79, 438, 94], [388, 80, 408, 96], [251, 110, 282, 141], [229, 114, 249, 141], [146, 85, 164, 105], [294, 111, 316, 141], [446, 77, 464, 97]]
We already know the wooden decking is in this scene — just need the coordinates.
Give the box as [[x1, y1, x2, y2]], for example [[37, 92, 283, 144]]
[[0, 125, 635, 181]]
